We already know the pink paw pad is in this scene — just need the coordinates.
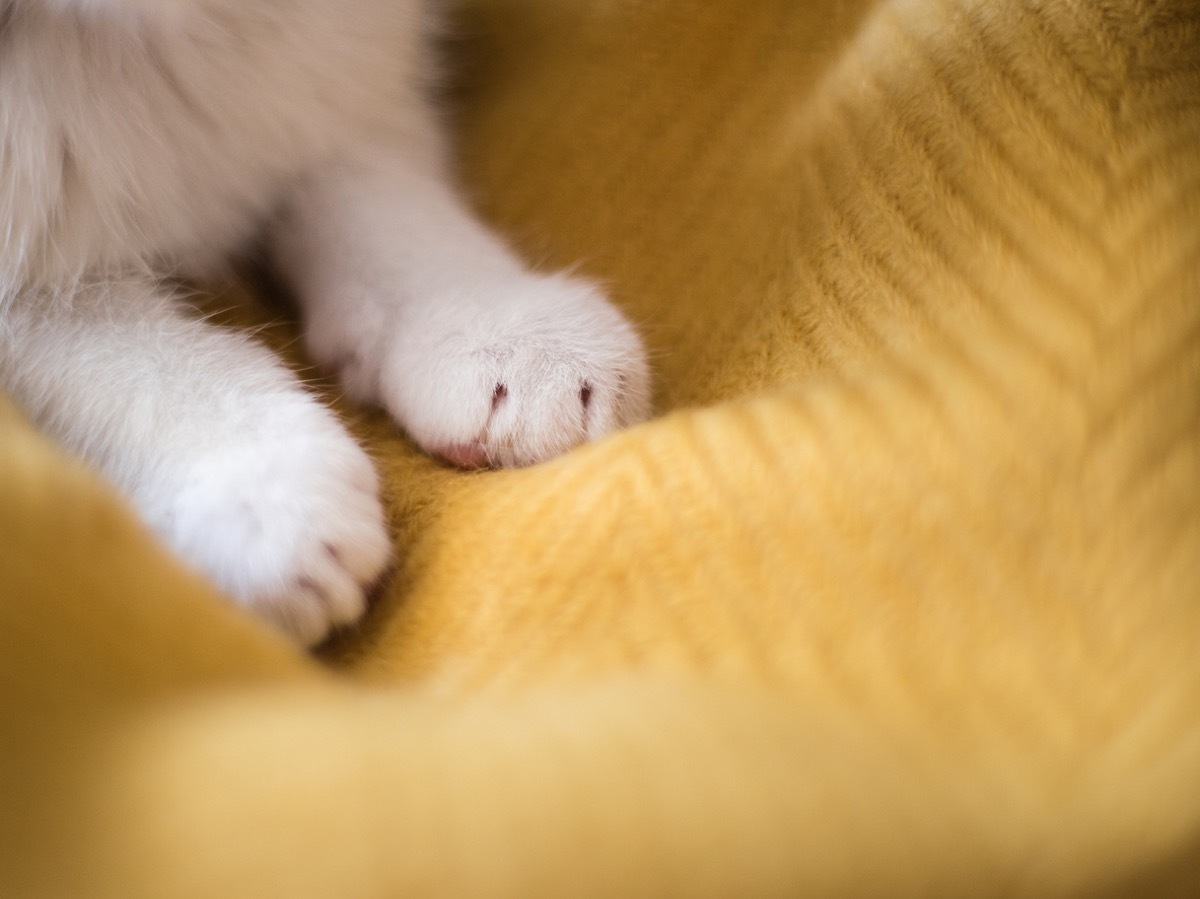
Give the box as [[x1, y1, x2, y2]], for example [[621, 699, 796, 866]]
[[435, 441, 490, 470]]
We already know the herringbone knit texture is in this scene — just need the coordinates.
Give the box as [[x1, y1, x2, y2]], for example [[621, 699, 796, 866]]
[[2, 1, 1198, 895]]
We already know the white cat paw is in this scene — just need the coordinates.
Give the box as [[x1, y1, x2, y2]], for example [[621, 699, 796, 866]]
[[373, 274, 651, 468], [146, 400, 390, 646]]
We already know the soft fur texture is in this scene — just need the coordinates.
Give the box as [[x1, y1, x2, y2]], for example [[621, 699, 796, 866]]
[[3, 0, 1200, 896], [0, 0, 650, 645]]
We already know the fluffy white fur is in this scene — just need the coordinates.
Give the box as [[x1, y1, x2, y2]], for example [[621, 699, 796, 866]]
[[0, 0, 651, 645]]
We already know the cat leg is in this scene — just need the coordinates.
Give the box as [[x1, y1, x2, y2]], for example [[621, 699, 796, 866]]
[[269, 143, 651, 469], [0, 279, 389, 646]]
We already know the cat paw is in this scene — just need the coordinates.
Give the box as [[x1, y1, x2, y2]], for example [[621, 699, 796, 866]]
[[371, 274, 651, 468], [146, 400, 390, 646]]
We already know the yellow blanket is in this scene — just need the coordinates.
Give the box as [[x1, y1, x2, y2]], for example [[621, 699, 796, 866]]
[[4, 0, 1198, 894]]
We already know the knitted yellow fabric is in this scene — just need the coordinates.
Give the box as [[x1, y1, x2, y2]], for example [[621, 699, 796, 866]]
[[3, 1, 1198, 895]]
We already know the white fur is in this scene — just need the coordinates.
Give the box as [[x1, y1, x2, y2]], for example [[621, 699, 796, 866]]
[[0, 0, 651, 645]]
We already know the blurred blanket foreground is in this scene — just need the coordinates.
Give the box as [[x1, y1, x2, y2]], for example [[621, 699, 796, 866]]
[[3, 1, 1199, 895]]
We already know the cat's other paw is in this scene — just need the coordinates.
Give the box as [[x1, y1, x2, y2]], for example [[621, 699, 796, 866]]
[[377, 274, 651, 468], [146, 400, 390, 646]]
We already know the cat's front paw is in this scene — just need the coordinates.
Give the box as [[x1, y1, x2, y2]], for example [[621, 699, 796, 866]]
[[146, 401, 390, 646], [378, 274, 651, 468]]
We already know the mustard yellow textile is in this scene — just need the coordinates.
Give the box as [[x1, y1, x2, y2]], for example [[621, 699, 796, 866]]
[[4, 1, 1199, 895]]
